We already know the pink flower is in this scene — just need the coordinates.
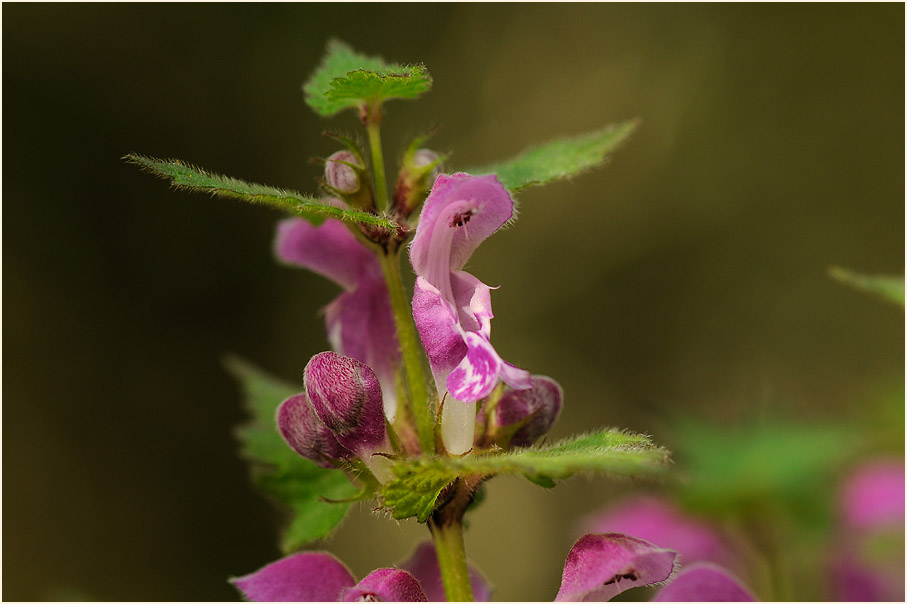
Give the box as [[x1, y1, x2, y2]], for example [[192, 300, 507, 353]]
[[585, 496, 743, 576], [829, 458, 905, 601], [555, 533, 754, 602], [231, 542, 491, 602], [275, 218, 400, 422], [409, 173, 530, 453]]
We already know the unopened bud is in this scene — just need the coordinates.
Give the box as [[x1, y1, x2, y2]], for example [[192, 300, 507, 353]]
[[494, 376, 563, 447], [277, 393, 346, 467], [393, 147, 442, 217], [413, 149, 440, 174], [304, 352, 387, 454], [325, 151, 363, 194]]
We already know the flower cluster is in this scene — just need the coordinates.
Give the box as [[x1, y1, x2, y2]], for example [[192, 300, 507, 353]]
[[275, 158, 562, 468], [232, 530, 755, 602]]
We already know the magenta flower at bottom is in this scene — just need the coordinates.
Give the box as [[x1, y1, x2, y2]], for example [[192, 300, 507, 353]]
[[232, 533, 754, 602], [554, 533, 755, 602], [230, 551, 427, 602], [829, 458, 905, 601], [231, 542, 491, 602], [585, 495, 744, 577]]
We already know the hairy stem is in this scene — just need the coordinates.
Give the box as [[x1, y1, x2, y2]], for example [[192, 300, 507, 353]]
[[378, 250, 435, 455], [365, 103, 390, 212], [429, 516, 474, 602]]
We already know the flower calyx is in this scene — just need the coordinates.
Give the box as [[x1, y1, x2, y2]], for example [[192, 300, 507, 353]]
[[393, 141, 445, 218], [322, 150, 375, 212]]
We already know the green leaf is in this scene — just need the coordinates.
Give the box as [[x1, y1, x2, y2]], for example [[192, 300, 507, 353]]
[[124, 154, 397, 229], [829, 266, 905, 307], [674, 420, 859, 525], [304, 39, 431, 117], [225, 356, 358, 552], [381, 429, 669, 521], [442, 430, 670, 479], [469, 121, 638, 192], [381, 464, 459, 522]]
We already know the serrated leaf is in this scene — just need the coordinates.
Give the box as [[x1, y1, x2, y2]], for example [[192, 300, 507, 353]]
[[381, 465, 459, 522], [443, 430, 670, 480], [225, 356, 357, 551], [381, 429, 669, 521], [468, 121, 638, 192], [304, 39, 431, 117], [829, 266, 905, 307], [124, 154, 397, 228]]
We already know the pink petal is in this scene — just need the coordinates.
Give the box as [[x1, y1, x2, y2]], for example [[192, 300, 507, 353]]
[[274, 218, 378, 289], [829, 553, 905, 602], [331, 279, 400, 421], [653, 563, 755, 602], [447, 333, 503, 402], [400, 542, 492, 602], [230, 551, 355, 602], [449, 271, 493, 337], [340, 568, 427, 602], [839, 458, 905, 531], [555, 533, 677, 602], [304, 352, 387, 454], [586, 497, 738, 572], [277, 393, 345, 467], [412, 277, 467, 380], [410, 173, 514, 277]]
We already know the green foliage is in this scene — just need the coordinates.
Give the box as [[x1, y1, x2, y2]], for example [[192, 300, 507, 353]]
[[829, 266, 905, 307], [382, 465, 460, 522], [382, 429, 670, 521], [225, 356, 357, 552], [304, 39, 431, 117], [124, 154, 397, 228], [674, 421, 859, 524], [469, 121, 638, 192]]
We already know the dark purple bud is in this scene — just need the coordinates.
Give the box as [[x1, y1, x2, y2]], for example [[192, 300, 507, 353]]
[[325, 150, 363, 194], [340, 568, 428, 602], [304, 352, 387, 454], [277, 393, 345, 467], [494, 375, 563, 447]]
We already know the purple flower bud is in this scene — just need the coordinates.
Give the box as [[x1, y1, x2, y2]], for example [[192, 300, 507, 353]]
[[325, 150, 363, 194], [393, 147, 442, 216], [277, 393, 346, 467], [413, 148, 440, 171], [304, 352, 387, 454], [494, 376, 563, 447]]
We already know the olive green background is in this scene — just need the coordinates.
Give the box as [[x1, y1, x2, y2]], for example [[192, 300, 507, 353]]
[[4, 4, 903, 601]]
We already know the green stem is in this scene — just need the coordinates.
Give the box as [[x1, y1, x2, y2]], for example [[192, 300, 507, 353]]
[[430, 518, 474, 602], [378, 250, 435, 455], [365, 103, 390, 212]]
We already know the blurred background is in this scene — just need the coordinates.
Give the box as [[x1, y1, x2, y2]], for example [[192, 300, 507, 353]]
[[4, 4, 903, 601]]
